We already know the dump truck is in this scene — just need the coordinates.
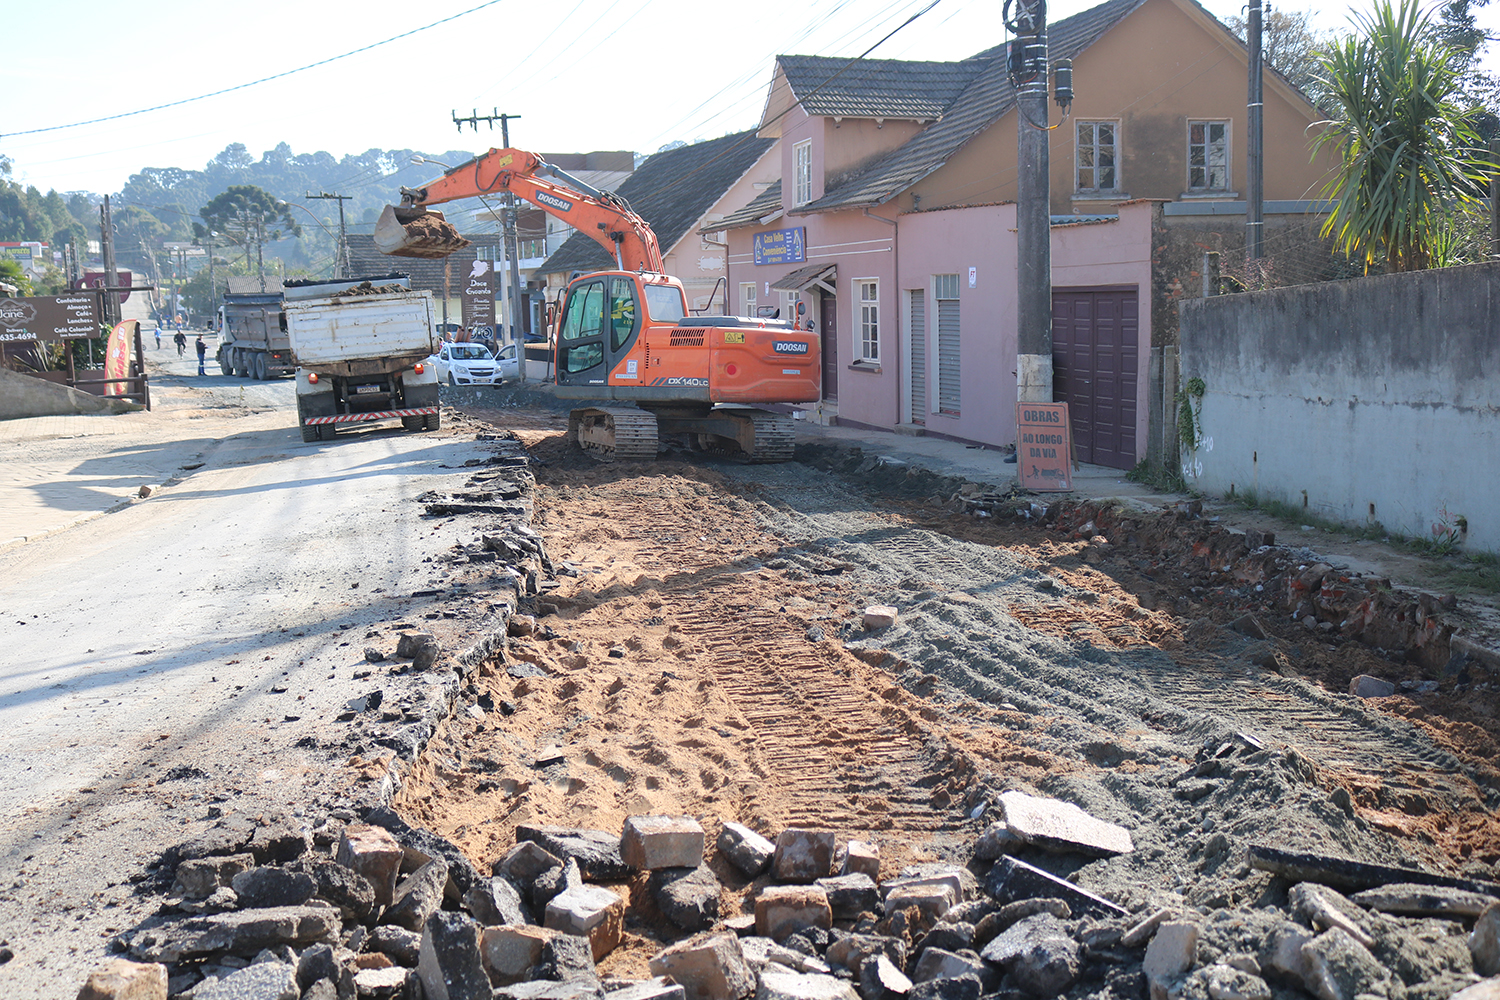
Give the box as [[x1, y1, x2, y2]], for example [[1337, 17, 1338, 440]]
[[217, 285, 293, 380], [283, 276, 440, 442]]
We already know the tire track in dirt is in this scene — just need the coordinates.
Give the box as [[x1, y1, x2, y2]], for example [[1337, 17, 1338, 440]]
[[670, 591, 948, 832]]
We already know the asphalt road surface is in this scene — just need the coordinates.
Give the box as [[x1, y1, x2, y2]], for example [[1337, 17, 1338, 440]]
[[0, 353, 485, 995]]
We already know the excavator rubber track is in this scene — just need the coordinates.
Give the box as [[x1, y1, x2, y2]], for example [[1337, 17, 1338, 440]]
[[726, 408, 797, 463], [568, 406, 660, 461]]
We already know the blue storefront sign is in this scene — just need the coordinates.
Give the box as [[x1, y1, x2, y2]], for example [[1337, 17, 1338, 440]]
[[753, 227, 806, 266]]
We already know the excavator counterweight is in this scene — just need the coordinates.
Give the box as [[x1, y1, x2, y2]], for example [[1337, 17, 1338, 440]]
[[373, 205, 471, 259]]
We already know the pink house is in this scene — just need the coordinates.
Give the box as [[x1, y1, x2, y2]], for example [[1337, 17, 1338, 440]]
[[719, 0, 1337, 469]]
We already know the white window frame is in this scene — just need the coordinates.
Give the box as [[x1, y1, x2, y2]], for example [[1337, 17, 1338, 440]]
[[783, 290, 801, 324], [857, 278, 880, 363], [934, 273, 960, 415], [1187, 119, 1231, 192], [740, 281, 757, 318], [793, 140, 813, 207], [1075, 120, 1121, 194]]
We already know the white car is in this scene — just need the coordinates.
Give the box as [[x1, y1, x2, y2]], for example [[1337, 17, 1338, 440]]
[[431, 342, 503, 385]]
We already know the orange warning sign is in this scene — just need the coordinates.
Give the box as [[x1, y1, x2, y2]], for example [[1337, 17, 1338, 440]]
[[1016, 402, 1073, 491]]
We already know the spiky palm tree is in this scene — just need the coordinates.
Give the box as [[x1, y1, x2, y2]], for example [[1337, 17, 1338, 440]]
[[1313, 0, 1490, 272]]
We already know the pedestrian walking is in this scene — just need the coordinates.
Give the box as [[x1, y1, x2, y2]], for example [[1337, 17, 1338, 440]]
[[174, 331, 187, 357], [195, 335, 207, 375], [154, 325, 162, 350]]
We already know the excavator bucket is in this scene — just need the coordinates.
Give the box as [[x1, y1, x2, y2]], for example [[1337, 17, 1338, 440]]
[[373, 205, 472, 259]]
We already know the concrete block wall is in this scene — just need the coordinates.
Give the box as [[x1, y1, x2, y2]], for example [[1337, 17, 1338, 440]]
[[1178, 261, 1500, 552]]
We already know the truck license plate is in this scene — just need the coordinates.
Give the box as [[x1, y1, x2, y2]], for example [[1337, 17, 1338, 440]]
[[355, 385, 381, 395]]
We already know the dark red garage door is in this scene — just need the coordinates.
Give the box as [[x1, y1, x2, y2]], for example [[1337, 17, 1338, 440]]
[[1051, 286, 1139, 470]]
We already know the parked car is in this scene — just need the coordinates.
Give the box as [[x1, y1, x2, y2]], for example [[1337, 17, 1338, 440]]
[[430, 342, 501, 385]]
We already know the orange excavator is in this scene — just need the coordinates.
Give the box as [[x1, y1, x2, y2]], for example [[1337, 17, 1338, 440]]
[[374, 148, 819, 462]]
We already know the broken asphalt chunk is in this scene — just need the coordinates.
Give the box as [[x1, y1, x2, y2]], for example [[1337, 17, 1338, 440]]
[[119, 906, 340, 964], [517, 825, 635, 881], [983, 856, 1127, 919], [991, 790, 1133, 858], [1248, 844, 1500, 897]]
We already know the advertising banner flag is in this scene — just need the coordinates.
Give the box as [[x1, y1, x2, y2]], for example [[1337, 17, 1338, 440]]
[[103, 319, 137, 396]]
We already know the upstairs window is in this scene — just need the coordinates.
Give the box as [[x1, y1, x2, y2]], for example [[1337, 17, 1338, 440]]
[[1188, 120, 1230, 191], [1076, 121, 1119, 193], [794, 140, 813, 206]]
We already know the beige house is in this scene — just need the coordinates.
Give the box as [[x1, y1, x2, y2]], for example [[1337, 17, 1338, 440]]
[[721, 0, 1341, 468]]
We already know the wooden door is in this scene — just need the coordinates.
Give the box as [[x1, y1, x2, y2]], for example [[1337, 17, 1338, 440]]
[[1051, 287, 1138, 470]]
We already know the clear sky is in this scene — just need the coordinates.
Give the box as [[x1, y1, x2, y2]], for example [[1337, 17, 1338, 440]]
[[2, 0, 1495, 199]]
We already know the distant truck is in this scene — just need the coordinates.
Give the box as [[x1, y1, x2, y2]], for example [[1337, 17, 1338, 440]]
[[283, 276, 441, 443], [217, 286, 293, 380]]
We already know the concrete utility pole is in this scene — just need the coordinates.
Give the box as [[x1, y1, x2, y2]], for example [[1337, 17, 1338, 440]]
[[305, 192, 352, 277], [1012, 0, 1053, 404], [204, 234, 217, 318], [454, 108, 528, 384], [100, 196, 120, 326], [1246, 0, 1265, 263], [1491, 138, 1499, 257], [500, 116, 527, 385], [255, 213, 268, 293]]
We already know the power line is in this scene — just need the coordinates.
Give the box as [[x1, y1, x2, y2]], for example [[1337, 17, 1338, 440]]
[[1, 0, 508, 140]]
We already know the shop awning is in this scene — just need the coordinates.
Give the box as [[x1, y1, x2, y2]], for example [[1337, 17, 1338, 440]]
[[770, 262, 837, 295]]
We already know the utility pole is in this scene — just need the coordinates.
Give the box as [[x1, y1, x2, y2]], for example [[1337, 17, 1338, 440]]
[[100, 196, 120, 326], [306, 192, 352, 277], [168, 247, 178, 330], [204, 233, 217, 322], [455, 108, 528, 384], [1246, 0, 1265, 265], [255, 212, 268, 293], [1011, 0, 1053, 404], [1490, 138, 1499, 257]]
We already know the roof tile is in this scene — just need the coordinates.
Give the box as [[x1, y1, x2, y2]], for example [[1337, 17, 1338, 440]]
[[539, 130, 774, 276]]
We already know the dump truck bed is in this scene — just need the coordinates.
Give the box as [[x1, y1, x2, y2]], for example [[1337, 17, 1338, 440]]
[[283, 288, 435, 368]]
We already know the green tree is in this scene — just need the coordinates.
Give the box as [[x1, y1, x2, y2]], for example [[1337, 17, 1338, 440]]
[[0, 256, 31, 295], [1313, 0, 1490, 271], [196, 185, 302, 267], [114, 204, 169, 254]]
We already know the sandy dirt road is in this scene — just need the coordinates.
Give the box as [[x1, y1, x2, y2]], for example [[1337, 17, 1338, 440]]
[[0, 359, 493, 996]]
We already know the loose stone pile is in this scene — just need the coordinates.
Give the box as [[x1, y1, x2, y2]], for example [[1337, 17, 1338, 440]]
[[83, 788, 1500, 1000]]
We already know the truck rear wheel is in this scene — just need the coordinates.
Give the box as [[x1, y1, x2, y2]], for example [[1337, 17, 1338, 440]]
[[402, 415, 424, 431], [251, 354, 267, 380], [424, 412, 441, 432], [301, 423, 320, 443], [318, 424, 336, 441]]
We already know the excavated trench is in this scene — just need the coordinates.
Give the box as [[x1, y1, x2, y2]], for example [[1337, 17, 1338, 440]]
[[394, 410, 1500, 975]]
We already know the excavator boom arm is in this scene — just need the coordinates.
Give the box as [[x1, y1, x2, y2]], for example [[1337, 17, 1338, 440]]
[[402, 148, 663, 273]]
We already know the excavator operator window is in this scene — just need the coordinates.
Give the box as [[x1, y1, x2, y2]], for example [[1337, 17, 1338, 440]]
[[608, 277, 638, 353], [644, 284, 686, 322], [559, 280, 605, 374]]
